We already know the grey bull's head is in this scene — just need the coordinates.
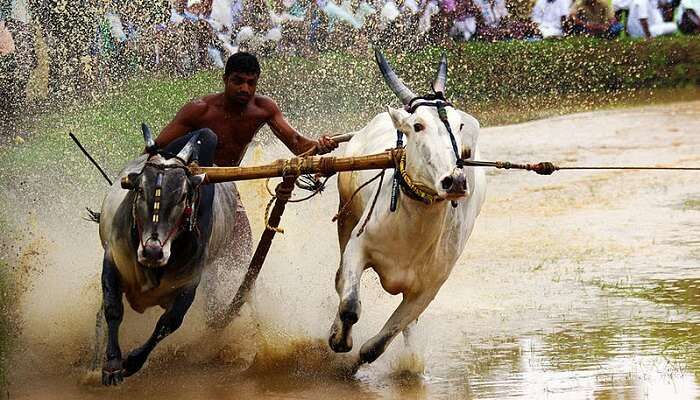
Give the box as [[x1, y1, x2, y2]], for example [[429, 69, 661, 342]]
[[375, 50, 475, 201], [122, 125, 205, 267]]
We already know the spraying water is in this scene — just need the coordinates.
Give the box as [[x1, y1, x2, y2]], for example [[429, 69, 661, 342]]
[[2, 101, 699, 398]]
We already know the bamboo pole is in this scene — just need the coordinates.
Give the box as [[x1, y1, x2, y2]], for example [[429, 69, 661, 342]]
[[210, 174, 297, 328], [190, 148, 403, 183]]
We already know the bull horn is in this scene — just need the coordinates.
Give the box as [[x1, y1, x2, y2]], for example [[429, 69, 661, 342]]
[[175, 133, 201, 163], [142, 122, 156, 151], [432, 53, 447, 96], [374, 49, 416, 106]]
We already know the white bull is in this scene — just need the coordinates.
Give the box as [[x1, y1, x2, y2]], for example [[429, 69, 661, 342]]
[[329, 50, 486, 365]]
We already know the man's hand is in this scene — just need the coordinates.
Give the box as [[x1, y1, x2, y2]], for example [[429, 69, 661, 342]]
[[316, 135, 339, 155]]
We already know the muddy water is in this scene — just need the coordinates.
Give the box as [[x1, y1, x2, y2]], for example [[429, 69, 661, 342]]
[[6, 102, 700, 399]]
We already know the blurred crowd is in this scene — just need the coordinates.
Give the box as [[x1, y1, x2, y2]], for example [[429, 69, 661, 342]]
[[0, 0, 698, 126]]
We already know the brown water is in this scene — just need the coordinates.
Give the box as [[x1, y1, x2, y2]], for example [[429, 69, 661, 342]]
[[5, 102, 700, 399]]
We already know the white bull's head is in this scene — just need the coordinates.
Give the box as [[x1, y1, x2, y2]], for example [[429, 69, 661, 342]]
[[121, 125, 205, 267], [376, 50, 475, 201]]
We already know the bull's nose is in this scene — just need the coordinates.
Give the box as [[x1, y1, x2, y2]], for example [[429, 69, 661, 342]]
[[142, 244, 164, 261], [441, 174, 467, 193]]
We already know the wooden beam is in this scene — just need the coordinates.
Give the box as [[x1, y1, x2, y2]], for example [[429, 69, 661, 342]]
[[190, 148, 404, 183]]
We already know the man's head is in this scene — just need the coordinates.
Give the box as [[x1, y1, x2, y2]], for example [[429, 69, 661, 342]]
[[223, 52, 261, 105]]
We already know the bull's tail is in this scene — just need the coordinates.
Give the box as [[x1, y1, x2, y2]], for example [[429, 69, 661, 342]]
[[84, 207, 100, 223]]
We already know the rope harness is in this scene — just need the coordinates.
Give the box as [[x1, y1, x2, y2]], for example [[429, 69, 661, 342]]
[[390, 93, 462, 211], [262, 157, 332, 233], [130, 156, 201, 250]]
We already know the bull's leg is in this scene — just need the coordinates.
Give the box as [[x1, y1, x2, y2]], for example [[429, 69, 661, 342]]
[[122, 285, 197, 377], [101, 253, 125, 386], [329, 240, 365, 353], [402, 321, 418, 350], [358, 289, 437, 365]]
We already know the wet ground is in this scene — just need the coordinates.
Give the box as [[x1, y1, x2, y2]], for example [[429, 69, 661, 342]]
[[5, 101, 700, 399]]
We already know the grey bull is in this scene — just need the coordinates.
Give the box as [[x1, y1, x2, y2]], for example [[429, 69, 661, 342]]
[[95, 126, 250, 385]]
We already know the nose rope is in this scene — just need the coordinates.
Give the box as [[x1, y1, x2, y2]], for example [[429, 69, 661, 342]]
[[437, 105, 463, 169]]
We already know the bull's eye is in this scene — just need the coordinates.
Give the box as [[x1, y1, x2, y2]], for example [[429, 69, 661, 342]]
[[413, 123, 424, 132], [461, 148, 472, 159]]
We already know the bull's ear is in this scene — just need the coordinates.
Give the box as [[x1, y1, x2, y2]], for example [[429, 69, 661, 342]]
[[387, 106, 410, 133], [189, 173, 206, 188], [121, 172, 141, 190]]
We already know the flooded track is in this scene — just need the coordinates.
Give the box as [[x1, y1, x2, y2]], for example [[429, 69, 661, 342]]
[[6, 102, 700, 399]]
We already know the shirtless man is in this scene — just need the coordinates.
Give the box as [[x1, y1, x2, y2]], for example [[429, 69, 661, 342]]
[[155, 51, 338, 164], [154, 52, 338, 317]]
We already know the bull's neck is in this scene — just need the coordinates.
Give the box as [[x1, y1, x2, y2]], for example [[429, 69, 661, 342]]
[[395, 191, 450, 236]]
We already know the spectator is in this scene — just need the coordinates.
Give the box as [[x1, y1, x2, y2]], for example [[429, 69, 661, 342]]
[[1, 0, 36, 128], [567, 0, 623, 38], [531, 0, 571, 37], [474, 0, 538, 40], [0, 17, 15, 57], [612, 0, 631, 23], [675, 0, 700, 33], [447, 0, 479, 41], [627, 0, 677, 37]]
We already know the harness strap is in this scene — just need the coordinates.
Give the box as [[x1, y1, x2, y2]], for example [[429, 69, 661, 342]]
[[390, 129, 404, 212], [437, 105, 463, 169], [396, 151, 441, 205]]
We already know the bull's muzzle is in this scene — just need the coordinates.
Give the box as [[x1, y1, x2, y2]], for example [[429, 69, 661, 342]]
[[440, 172, 468, 197], [139, 237, 166, 267]]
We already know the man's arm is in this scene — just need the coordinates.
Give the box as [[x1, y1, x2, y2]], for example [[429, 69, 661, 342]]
[[263, 97, 337, 155], [154, 100, 208, 149]]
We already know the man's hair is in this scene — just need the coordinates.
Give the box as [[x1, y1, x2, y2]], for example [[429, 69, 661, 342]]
[[224, 52, 261, 77]]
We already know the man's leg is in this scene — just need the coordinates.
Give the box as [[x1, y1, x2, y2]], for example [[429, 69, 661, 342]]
[[161, 128, 218, 167]]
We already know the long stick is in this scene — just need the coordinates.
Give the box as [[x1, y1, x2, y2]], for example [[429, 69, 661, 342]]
[[214, 137, 359, 327], [462, 160, 700, 175], [191, 152, 700, 183], [69, 132, 113, 185], [212, 174, 297, 328]]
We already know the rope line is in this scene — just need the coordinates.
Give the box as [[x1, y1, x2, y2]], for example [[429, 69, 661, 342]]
[[356, 169, 386, 237], [463, 160, 700, 174], [332, 170, 386, 223]]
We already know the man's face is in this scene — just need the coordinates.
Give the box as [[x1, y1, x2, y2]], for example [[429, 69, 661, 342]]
[[224, 72, 259, 105]]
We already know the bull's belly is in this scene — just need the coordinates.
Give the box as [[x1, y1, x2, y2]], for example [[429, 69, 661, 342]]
[[125, 287, 176, 313], [113, 254, 199, 313], [367, 247, 455, 296]]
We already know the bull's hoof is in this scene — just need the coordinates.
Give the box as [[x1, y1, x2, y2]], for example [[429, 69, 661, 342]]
[[339, 298, 360, 325], [359, 336, 391, 365], [102, 358, 125, 386], [328, 321, 353, 353], [122, 349, 148, 377]]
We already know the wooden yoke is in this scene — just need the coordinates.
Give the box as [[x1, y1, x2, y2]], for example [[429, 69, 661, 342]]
[[189, 148, 403, 183]]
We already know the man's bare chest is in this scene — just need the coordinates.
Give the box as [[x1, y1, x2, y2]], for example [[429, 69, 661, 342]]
[[199, 110, 266, 147]]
